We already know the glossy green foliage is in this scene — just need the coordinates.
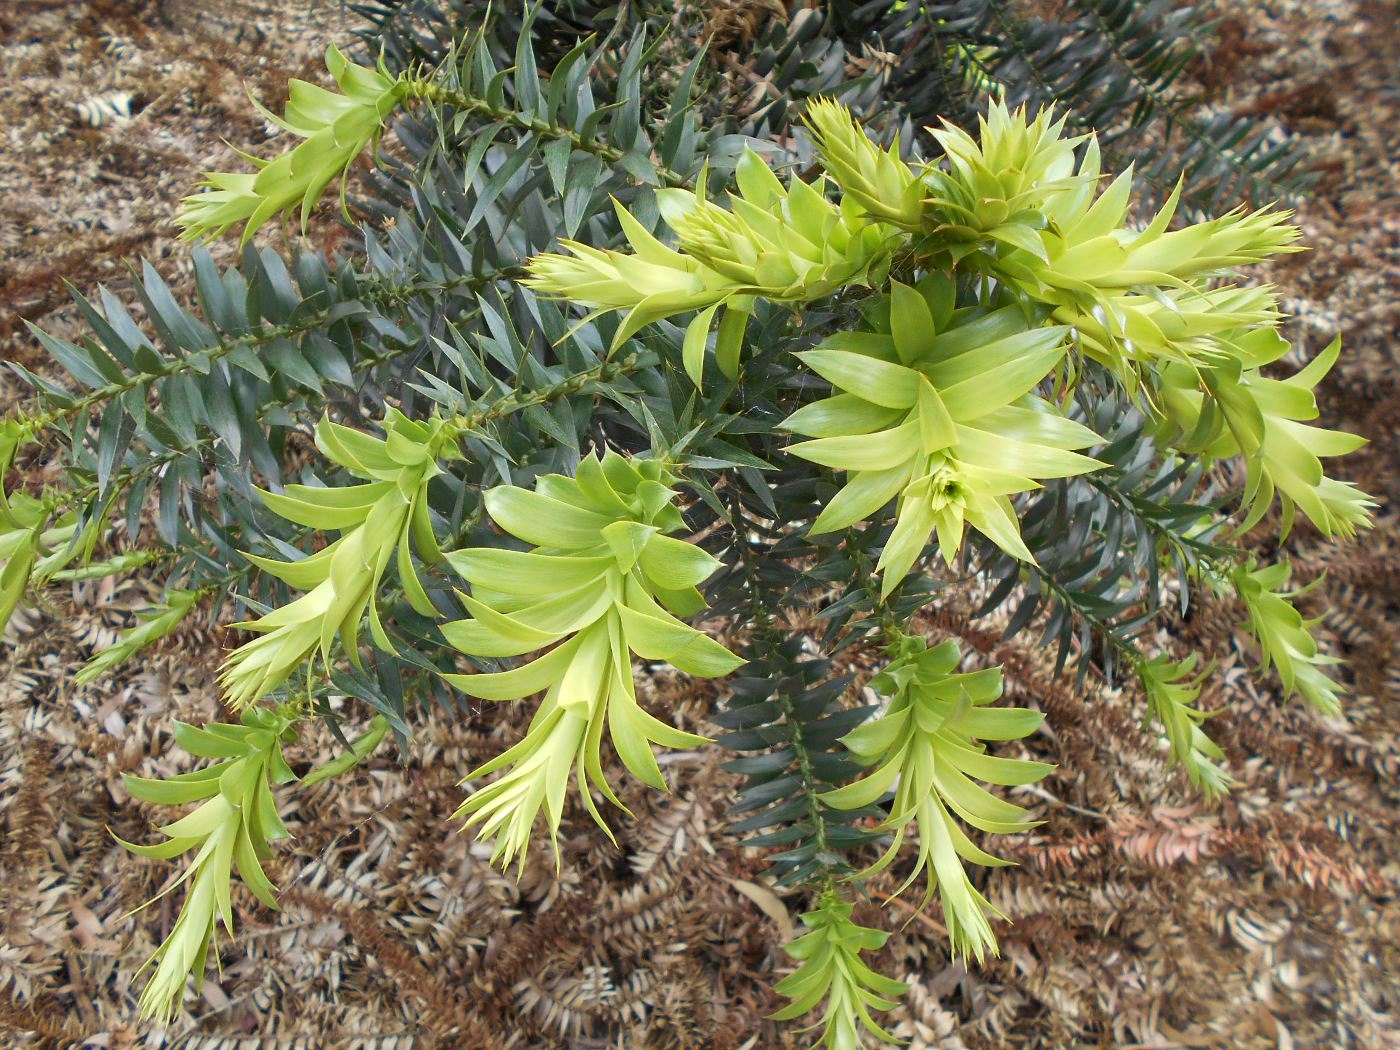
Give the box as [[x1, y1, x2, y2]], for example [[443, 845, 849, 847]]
[[1159, 335, 1374, 538], [443, 451, 740, 868], [525, 150, 900, 380], [716, 635, 883, 889], [786, 275, 1102, 591], [361, 0, 1314, 208], [76, 587, 202, 685], [302, 714, 392, 786], [3, 8, 1371, 1042], [1136, 653, 1230, 798]]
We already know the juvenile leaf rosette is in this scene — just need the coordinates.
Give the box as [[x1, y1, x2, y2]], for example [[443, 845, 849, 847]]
[[220, 409, 460, 708], [785, 276, 1103, 593], [1158, 333, 1374, 538], [1232, 560, 1345, 716], [822, 638, 1050, 962], [919, 102, 1299, 376], [1137, 653, 1231, 798], [921, 100, 1089, 261], [772, 889, 908, 1050], [910, 101, 1376, 543], [967, 120, 1300, 371], [0, 493, 78, 632], [176, 46, 410, 245], [525, 151, 902, 383], [914, 103, 1356, 532], [804, 98, 924, 229], [443, 451, 741, 869], [119, 707, 298, 1022]]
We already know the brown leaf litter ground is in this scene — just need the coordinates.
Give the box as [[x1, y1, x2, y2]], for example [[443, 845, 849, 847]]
[[0, 1, 1397, 1047]]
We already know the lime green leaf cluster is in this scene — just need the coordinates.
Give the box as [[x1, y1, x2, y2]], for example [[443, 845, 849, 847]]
[[1136, 653, 1231, 798], [1232, 560, 1344, 716], [771, 888, 908, 1050], [906, 101, 1370, 537], [1158, 334, 1374, 538], [0, 493, 78, 631], [785, 276, 1103, 594], [119, 707, 298, 1022], [822, 637, 1050, 963], [920, 104, 1294, 389], [796, 100, 1370, 542], [176, 46, 410, 245], [805, 98, 924, 229], [220, 410, 460, 709], [524, 150, 901, 381], [922, 101, 1086, 256], [443, 451, 741, 870], [77, 587, 202, 685], [915, 101, 1298, 370]]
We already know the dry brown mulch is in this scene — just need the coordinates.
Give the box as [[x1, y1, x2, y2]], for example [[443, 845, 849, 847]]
[[0, 0, 349, 382], [1, 1, 1397, 1048]]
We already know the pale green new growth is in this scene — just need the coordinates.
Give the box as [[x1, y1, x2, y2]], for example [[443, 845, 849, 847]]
[[921, 102, 1299, 376], [822, 637, 1050, 962], [805, 98, 923, 229], [508, 96, 1371, 1043], [0, 492, 78, 632], [922, 102, 1087, 253], [1232, 560, 1345, 716], [302, 715, 391, 787], [525, 150, 900, 382], [47, 65, 1367, 1046], [77, 588, 202, 685], [531, 98, 1371, 544], [1137, 653, 1232, 798], [176, 46, 410, 245], [910, 100, 1367, 540], [443, 450, 741, 870], [220, 410, 461, 709], [1159, 334, 1374, 538], [772, 889, 909, 1050], [119, 708, 298, 1022], [786, 275, 1103, 593]]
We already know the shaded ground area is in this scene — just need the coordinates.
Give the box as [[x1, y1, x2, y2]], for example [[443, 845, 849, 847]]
[[0, 0, 1396, 1047]]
